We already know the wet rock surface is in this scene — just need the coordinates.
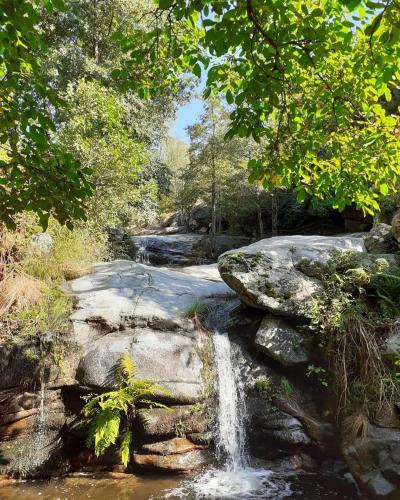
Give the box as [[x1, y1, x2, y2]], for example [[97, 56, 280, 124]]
[[137, 406, 208, 437], [343, 425, 400, 499], [133, 448, 209, 472], [132, 234, 206, 266]]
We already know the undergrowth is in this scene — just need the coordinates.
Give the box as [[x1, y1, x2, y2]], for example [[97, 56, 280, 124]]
[[307, 249, 400, 439], [82, 353, 169, 466], [0, 216, 104, 381]]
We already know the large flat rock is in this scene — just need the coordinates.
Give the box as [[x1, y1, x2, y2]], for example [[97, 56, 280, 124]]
[[68, 261, 233, 404], [218, 235, 365, 317], [69, 260, 234, 334]]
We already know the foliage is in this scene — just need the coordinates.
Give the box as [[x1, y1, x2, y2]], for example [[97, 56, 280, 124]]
[[60, 80, 147, 230], [126, 0, 400, 215], [306, 364, 328, 387], [82, 353, 169, 466], [0, 216, 101, 383], [280, 377, 293, 397], [174, 418, 190, 438], [178, 98, 269, 236], [0, 0, 92, 229], [254, 377, 270, 393], [306, 250, 400, 424], [184, 299, 207, 320]]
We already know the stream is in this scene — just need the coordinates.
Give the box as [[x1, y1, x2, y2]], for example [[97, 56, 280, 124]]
[[1, 234, 360, 499]]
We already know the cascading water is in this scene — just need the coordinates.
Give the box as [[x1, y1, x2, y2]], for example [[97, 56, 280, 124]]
[[213, 332, 247, 470], [164, 314, 291, 499], [136, 240, 150, 264]]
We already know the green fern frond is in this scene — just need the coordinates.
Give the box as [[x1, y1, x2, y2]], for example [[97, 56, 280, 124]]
[[116, 352, 136, 387], [82, 354, 170, 463], [120, 429, 132, 467], [86, 408, 121, 457]]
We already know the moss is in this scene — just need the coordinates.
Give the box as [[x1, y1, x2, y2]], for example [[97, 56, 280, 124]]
[[264, 281, 279, 298], [229, 251, 244, 262]]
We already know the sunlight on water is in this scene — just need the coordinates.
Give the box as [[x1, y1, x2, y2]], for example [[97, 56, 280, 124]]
[[160, 331, 291, 499]]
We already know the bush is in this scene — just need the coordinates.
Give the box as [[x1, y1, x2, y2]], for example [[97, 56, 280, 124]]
[[306, 250, 400, 431], [82, 354, 169, 466]]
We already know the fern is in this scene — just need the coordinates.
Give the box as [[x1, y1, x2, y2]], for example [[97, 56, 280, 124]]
[[120, 429, 132, 467], [82, 353, 170, 467], [372, 271, 400, 300], [86, 408, 121, 457], [116, 352, 136, 387]]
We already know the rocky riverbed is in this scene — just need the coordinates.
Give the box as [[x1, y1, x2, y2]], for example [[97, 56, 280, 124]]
[[0, 230, 399, 499]]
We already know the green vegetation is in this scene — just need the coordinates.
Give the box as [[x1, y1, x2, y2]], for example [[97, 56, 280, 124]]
[[280, 377, 293, 397], [174, 419, 190, 439], [184, 299, 209, 330], [82, 353, 169, 466], [125, 1, 400, 215], [306, 250, 400, 431], [254, 377, 270, 394], [0, 0, 92, 228]]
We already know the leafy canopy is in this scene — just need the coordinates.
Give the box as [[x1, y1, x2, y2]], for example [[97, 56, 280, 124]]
[[124, 0, 400, 215], [0, 0, 92, 229]]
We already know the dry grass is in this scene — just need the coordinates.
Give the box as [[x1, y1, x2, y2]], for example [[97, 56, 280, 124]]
[[0, 272, 42, 318], [329, 312, 397, 425], [342, 413, 370, 443]]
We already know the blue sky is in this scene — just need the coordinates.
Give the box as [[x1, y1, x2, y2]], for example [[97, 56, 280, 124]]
[[168, 68, 207, 142], [168, 97, 204, 142]]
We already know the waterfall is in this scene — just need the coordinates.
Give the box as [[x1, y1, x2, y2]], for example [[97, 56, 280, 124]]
[[27, 380, 49, 470], [135, 237, 150, 264], [165, 328, 291, 499], [213, 332, 247, 470]]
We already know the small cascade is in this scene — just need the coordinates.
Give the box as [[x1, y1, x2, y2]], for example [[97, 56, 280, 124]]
[[16, 380, 50, 477], [135, 239, 150, 264], [164, 304, 291, 499], [213, 332, 247, 470]]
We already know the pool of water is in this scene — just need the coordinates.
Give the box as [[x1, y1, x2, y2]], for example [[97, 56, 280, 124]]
[[0, 469, 359, 500]]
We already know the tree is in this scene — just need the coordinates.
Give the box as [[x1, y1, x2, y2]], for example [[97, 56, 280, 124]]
[[59, 80, 147, 230], [180, 98, 269, 240], [125, 0, 400, 215], [0, 0, 92, 229], [40, 0, 188, 230]]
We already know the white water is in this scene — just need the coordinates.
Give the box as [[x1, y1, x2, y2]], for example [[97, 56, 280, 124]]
[[163, 331, 291, 499], [213, 332, 247, 469], [135, 240, 150, 264], [17, 380, 50, 476]]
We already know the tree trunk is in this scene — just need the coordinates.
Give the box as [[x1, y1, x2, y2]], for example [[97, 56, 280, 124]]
[[271, 191, 278, 236], [257, 202, 264, 240], [210, 164, 217, 257]]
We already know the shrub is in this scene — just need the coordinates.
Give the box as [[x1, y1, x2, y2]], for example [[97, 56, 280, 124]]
[[82, 353, 169, 466], [306, 250, 400, 428]]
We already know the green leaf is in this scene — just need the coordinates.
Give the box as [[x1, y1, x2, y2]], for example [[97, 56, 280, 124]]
[[120, 430, 132, 467], [226, 90, 234, 104], [192, 63, 201, 79], [379, 183, 389, 196]]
